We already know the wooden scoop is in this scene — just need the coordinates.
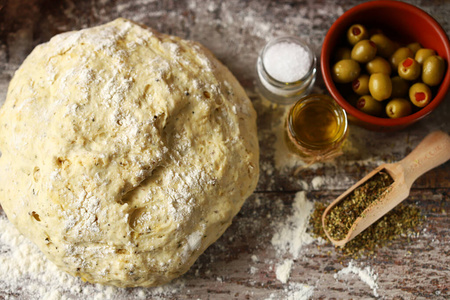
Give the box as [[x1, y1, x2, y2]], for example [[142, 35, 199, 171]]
[[322, 131, 450, 247]]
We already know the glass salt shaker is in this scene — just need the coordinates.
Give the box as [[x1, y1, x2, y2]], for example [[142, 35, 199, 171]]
[[256, 36, 317, 105]]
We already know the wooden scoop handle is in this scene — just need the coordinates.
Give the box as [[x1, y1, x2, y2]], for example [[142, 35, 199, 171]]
[[400, 131, 450, 187]]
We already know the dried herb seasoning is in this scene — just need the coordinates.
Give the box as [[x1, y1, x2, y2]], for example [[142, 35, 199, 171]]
[[324, 171, 394, 241], [309, 201, 424, 258]]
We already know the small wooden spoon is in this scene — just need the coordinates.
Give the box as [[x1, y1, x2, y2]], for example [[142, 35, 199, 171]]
[[322, 131, 450, 247]]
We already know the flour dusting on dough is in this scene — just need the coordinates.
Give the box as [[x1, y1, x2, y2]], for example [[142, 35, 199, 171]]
[[0, 18, 259, 287]]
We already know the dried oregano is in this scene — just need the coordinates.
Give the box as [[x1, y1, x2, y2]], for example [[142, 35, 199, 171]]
[[324, 171, 394, 241], [308, 201, 424, 258]]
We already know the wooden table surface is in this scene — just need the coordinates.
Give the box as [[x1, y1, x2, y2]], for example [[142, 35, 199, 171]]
[[0, 0, 449, 299]]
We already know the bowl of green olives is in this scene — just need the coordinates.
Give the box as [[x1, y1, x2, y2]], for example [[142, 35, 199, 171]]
[[321, 0, 450, 131]]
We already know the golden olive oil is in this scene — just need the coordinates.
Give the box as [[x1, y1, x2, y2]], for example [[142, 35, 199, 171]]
[[286, 94, 348, 162], [291, 100, 340, 146]]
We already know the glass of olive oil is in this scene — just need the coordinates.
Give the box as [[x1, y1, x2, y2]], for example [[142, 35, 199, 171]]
[[286, 94, 348, 162]]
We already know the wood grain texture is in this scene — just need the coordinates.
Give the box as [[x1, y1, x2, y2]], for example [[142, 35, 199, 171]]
[[0, 0, 449, 299]]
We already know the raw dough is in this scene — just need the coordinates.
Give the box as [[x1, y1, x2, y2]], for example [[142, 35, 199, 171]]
[[0, 18, 259, 287]]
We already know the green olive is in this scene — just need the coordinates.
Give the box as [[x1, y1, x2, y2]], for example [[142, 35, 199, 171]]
[[407, 42, 422, 55], [347, 24, 369, 46], [352, 74, 370, 95], [391, 76, 409, 98], [366, 56, 391, 75], [369, 73, 392, 101], [356, 95, 383, 116], [415, 48, 436, 64], [370, 33, 397, 58], [422, 55, 445, 86], [335, 47, 352, 61], [409, 82, 432, 107], [332, 59, 361, 83], [390, 47, 414, 70], [351, 40, 377, 63], [398, 58, 421, 81], [386, 98, 413, 118]]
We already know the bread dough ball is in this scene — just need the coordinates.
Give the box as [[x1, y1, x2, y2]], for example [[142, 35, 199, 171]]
[[0, 18, 259, 287]]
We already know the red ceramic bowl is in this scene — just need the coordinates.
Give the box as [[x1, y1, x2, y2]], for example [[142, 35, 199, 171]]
[[321, 0, 450, 131]]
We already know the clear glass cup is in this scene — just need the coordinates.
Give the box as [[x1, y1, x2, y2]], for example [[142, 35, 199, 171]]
[[285, 94, 348, 163], [256, 36, 317, 105]]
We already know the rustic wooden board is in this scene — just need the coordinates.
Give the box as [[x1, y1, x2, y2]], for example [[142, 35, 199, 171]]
[[0, 0, 449, 299]]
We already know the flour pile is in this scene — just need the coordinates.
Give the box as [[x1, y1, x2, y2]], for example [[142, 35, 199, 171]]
[[265, 282, 315, 300], [269, 191, 317, 298], [334, 260, 379, 297], [0, 215, 185, 299], [271, 191, 315, 258]]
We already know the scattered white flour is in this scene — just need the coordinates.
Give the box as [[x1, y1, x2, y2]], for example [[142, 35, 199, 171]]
[[0, 215, 184, 299], [266, 282, 314, 300], [334, 260, 379, 297], [311, 176, 325, 190], [276, 259, 293, 283], [271, 191, 315, 258], [268, 192, 316, 298]]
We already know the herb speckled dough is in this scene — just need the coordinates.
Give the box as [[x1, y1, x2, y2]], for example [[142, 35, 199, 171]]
[[0, 18, 259, 287]]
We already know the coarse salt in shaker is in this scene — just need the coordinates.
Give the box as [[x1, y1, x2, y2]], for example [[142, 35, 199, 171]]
[[257, 36, 317, 105]]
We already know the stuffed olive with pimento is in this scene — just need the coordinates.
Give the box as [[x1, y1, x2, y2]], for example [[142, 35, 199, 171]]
[[331, 23, 446, 118]]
